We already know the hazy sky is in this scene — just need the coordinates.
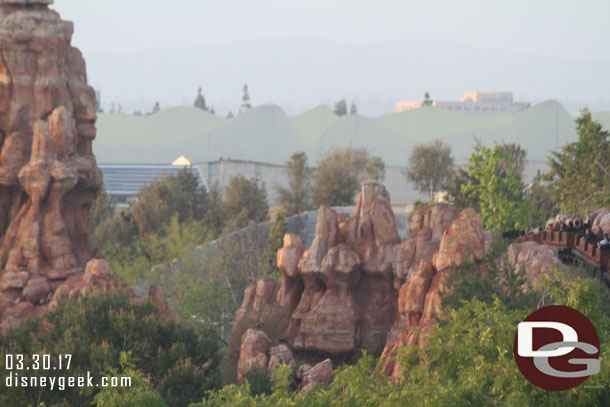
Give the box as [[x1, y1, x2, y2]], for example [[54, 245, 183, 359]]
[[53, 0, 610, 115]]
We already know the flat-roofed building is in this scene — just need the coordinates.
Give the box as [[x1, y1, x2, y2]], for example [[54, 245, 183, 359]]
[[395, 100, 434, 112], [396, 91, 529, 115]]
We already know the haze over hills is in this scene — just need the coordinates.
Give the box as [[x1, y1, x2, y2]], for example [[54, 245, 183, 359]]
[[83, 38, 610, 117], [94, 100, 610, 167]]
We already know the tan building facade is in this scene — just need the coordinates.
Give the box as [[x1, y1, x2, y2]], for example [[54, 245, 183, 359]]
[[396, 91, 529, 115]]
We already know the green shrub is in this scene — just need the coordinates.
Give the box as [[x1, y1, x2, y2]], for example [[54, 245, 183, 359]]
[[244, 367, 273, 397], [0, 290, 221, 407]]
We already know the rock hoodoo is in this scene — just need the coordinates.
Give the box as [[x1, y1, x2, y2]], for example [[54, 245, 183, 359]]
[[233, 184, 493, 382], [0, 0, 169, 330]]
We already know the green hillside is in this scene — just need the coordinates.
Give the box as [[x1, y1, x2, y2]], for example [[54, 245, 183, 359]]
[[97, 106, 225, 144], [93, 101, 602, 166], [376, 105, 513, 142], [293, 104, 338, 146]]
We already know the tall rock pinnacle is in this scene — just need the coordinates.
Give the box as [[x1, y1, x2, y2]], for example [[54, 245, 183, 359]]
[[0, 0, 103, 314]]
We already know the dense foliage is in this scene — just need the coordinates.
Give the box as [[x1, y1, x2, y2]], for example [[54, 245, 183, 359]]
[[404, 140, 454, 200], [547, 111, 610, 215], [275, 152, 312, 216], [312, 147, 385, 207], [223, 175, 269, 227], [0, 290, 221, 407], [461, 144, 533, 231]]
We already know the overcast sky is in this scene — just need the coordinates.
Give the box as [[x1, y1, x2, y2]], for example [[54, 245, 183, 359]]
[[53, 0, 610, 115]]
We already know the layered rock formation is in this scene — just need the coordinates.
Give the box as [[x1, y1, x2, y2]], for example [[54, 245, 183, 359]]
[[379, 206, 489, 380], [0, 0, 178, 330], [234, 184, 493, 382], [0, 0, 104, 328]]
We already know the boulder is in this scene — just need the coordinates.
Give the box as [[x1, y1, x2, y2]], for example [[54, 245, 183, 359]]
[[267, 344, 296, 375], [296, 363, 312, 380], [22, 277, 51, 303], [237, 329, 272, 382], [301, 358, 334, 391], [507, 241, 565, 283], [0, 271, 29, 291]]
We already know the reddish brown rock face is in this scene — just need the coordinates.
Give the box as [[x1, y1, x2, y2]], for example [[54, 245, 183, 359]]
[[234, 184, 402, 356], [232, 186, 491, 381], [267, 344, 296, 376], [379, 206, 488, 381], [301, 358, 334, 392], [0, 0, 124, 330], [237, 329, 272, 382], [507, 241, 565, 284], [0, 0, 101, 274]]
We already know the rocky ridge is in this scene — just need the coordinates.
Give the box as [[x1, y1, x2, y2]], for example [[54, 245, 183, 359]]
[[0, 0, 178, 329], [235, 185, 500, 382]]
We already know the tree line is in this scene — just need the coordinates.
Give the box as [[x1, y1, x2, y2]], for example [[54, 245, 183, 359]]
[[403, 110, 609, 231]]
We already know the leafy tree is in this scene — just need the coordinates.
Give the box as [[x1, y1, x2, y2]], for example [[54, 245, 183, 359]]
[[312, 147, 370, 207], [139, 215, 210, 265], [446, 142, 527, 210], [223, 175, 269, 226], [444, 166, 478, 209], [130, 167, 208, 236], [275, 152, 312, 216], [547, 110, 610, 215], [461, 144, 532, 231], [498, 142, 527, 180], [333, 99, 347, 116], [404, 140, 454, 200], [194, 86, 207, 111], [91, 169, 215, 285], [421, 91, 433, 106], [205, 182, 228, 237], [152, 102, 161, 114], [241, 84, 251, 111], [526, 171, 559, 228], [366, 156, 386, 183], [349, 101, 358, 115]]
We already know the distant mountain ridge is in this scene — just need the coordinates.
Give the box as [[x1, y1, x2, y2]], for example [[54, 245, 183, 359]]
[[94, 101, 609, 166]]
